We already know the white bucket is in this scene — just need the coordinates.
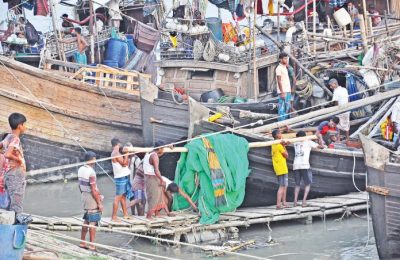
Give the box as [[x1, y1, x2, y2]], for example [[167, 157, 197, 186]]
[[333, 8, 352, 27]]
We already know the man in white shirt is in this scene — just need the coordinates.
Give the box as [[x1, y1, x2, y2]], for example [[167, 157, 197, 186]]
[[293, 131, 324, 207], [276, 52, 292, 121], [391, 101, 400, 150], [329, 78, 350, 141], [107, 0, 123, 28]]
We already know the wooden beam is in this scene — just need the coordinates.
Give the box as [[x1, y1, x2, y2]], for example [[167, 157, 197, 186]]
[[245, 87, 400, 134], [367, 185, 389, 196], [124, 135, 318, 153]]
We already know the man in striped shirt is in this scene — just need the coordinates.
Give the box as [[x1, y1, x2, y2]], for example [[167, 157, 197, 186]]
[[78, 151, 103, 251]]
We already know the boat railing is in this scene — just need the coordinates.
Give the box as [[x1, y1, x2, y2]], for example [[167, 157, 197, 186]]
[[71, 64, 143, 93]]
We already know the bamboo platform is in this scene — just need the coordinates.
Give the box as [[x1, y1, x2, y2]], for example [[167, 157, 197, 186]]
[[29, 192, 368, 243]]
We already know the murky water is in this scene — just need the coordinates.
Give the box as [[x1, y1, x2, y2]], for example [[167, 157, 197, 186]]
[[24, 177, 378, 259]]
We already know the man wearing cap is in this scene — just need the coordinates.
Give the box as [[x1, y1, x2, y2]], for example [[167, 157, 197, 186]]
[[276, 52, 292, 121], [329, 78, 350, 141]]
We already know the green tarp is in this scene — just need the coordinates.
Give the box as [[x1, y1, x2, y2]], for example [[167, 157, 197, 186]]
[[172, 134, 250, 224]]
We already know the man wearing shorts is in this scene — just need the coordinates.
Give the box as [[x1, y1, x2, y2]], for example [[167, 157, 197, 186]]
[[293, 131, 324, 207], [271, 129, 289, 209]]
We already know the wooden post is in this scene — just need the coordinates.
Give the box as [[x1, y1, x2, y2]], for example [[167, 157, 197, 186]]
[[277, 2, 280, 41], [89, 0, 95, 64], [358, 14, 368, 53], [305, 0, 308, 32], [255, 24, 333, 97], [361, 0, 369, 36], [387, 0, 390, 15], [312, 0, 316, 54], [253, 0, 258, 101], [384, 11, 390, 36], [48, 0, 65, 64]]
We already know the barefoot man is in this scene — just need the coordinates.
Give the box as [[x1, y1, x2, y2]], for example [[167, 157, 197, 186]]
[[143, 141, 173, 219]]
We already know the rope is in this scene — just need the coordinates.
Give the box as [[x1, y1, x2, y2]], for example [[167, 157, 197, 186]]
[[32, 215, 269, 260], [21, 77, 400, 176], [365, 170, 371, 247], [351, 152, 363, 192], [0, 59, 115, 183]]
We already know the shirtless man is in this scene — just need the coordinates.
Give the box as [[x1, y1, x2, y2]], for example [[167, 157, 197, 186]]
[[58, 27, 88, 64]]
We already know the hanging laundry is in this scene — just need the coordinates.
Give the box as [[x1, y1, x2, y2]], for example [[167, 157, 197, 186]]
[[8, 0, 22, 11], [22, 0, 34, 10], [34, 0, 49, 16], [235, 2, 245, 20], [268, 0, 274, 14], [209, 0, 236, 13], [256, 0, 263, 14], [133, 21, 160, 53]]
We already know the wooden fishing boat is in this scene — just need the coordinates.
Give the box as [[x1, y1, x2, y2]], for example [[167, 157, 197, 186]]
[[196, 121, 367, 207], [360, 135, 400, 260], [0, 55, 145, 182], [143, 93, 367, 207]]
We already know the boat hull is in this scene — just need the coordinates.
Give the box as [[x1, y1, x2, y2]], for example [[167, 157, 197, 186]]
[[360, 136, 400, 260], [145, 97, 366, 207], [0, 56, 144, 180], [22, 134, 112, 184]]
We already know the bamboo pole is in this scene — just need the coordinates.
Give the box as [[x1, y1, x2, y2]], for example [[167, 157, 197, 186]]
[[305, 0, 308, 31], [361, 0, 369, 36], [48, 0, 65, 64], [277, 2, 280, 41], [245, 85, 400, 134], [358, 14, 368, 53], [252, 0, 258, 101], [312, 0, 316, 54], [255, 24, 333, 97], [124, 135, 318, 153], [89, 0, 95, 64]]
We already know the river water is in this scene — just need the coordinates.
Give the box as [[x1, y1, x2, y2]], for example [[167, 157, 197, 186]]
[[24, 177, 378, 260]]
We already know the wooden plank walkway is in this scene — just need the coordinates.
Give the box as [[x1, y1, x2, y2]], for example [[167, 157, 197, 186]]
[[29, 192, 368, 242]]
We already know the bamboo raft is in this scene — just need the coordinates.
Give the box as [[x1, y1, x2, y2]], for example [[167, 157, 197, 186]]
[[29, 192, 368, 243]]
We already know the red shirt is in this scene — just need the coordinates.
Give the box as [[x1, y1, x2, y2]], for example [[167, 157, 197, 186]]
[[320, 125, 337, 136]]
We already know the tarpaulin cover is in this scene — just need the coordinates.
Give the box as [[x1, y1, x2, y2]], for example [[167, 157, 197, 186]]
[[172, 134, 250, 224]]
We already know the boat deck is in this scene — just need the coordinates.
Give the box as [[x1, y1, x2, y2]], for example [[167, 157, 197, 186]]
[[29, 192, 368, 243]]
